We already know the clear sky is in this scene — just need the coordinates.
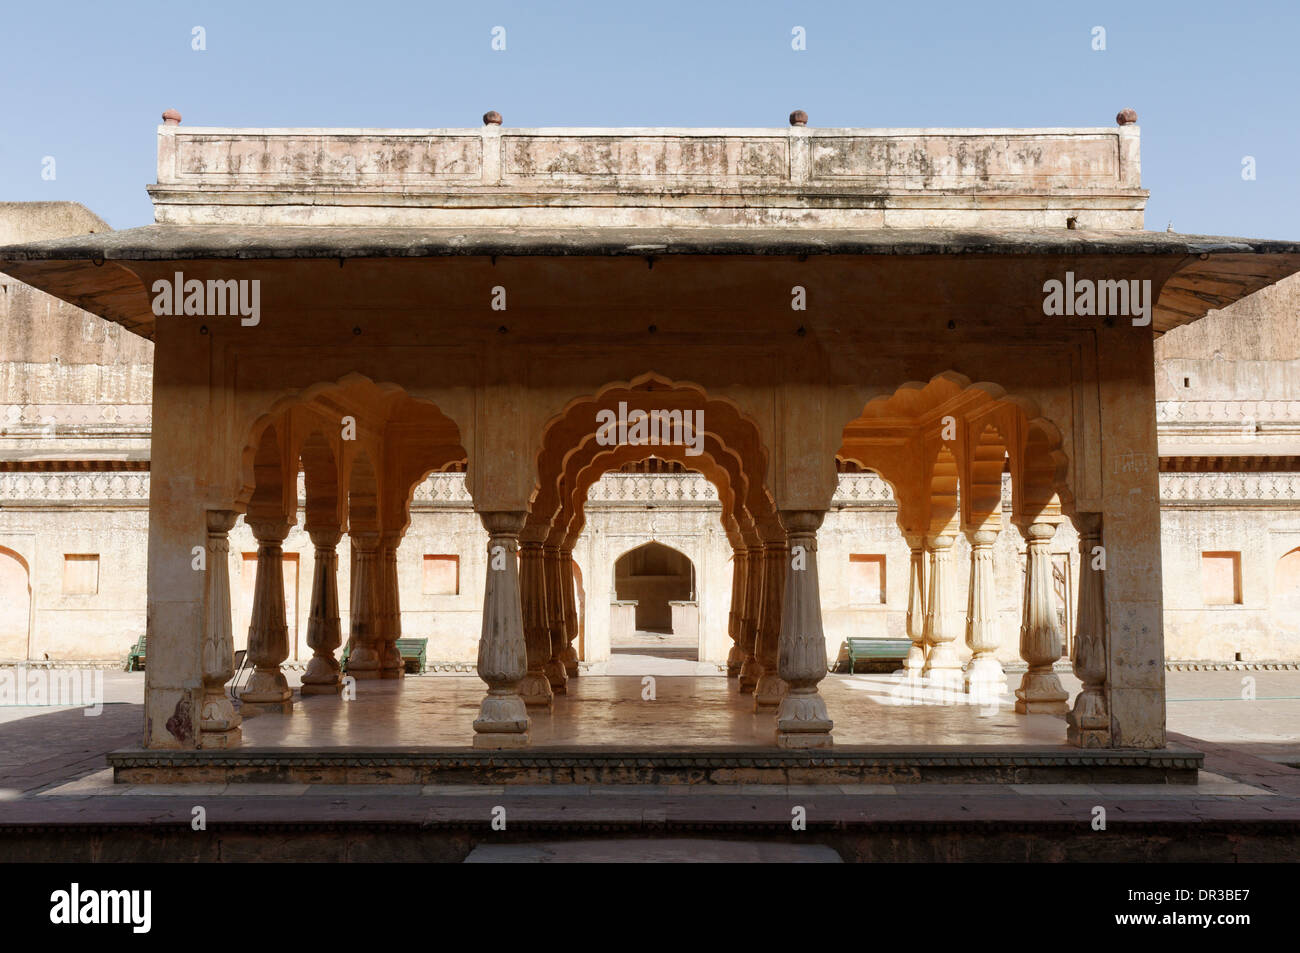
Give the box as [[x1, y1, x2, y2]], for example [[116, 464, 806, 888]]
[[2, 0, 1297, 236]]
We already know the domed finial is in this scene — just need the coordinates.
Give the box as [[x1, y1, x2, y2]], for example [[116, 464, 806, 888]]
[[1116, 108, 1138, 126], [789, 109, 808, 127], [483, 110, 503, 126], [162, 108, 182, 126]]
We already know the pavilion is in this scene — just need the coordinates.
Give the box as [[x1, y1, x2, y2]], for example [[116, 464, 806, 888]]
[[2, 109, 1297, 782]]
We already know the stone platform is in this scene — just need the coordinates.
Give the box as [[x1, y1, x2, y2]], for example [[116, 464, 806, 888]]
[[108, 744, 1202, 786]]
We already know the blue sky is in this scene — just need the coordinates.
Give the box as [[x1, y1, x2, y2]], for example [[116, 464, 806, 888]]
[[2, 0, 1297, 236]]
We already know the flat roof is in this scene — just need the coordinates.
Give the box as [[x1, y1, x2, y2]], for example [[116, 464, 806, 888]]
[[2, 225, 1298, 338]]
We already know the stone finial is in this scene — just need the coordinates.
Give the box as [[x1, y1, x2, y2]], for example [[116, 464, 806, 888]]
[[1116, 108, 1138, 126], [789, 109, 808, 127], [162, 108, 182, 126], [483, 110, 503, 126]]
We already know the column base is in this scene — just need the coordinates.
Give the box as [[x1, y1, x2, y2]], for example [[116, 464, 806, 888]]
[[301, 681, 342, 696], [519, 671, 554, 708], [1015, 668, 1069, 714], [775, 689, 833, 747], [725, 644, 743, 678], [902, 642, 927, 676], [474, 689, 530, 746], [240, 668, 292, 705], [1067, 690, 1110, 746], [200, 693, 242, 747], [737, 657, 760, 693], [198, 726, 243, 749], [964, 656, 1007, 695], [562, 645, 580, 677], [544, 658, 568, 694], [347, 644, 381, 680], [753, 672, 787, 710]]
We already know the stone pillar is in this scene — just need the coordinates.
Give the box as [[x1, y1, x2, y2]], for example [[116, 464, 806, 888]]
[[737, 549, 762, 693], [199, 509, 241, 747], [754, 540, 788, 709], [1015, 521, 1069, 714], [376, 533, 405, 679], [473, 511, 530, 748], [725, 551, 744, 678], [903, 535, 927, 678], [963, 528, 1006, 698], [1068, 513, 1110, 745], [560, 550, 580, 677], [300, 528, 343, 695], [921, 533, 962, 688], [775, 510, 833, 748], [518, 540, 554, 708], [239, 518, 293, 709], [543, 546, 569, 693], [346, 532, 382, 679]]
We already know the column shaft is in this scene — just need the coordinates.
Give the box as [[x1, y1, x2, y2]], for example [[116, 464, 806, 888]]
[[1015, 521, 1069, 714], [199, 509, 242, 747], [921, 533, 962, 688], [754, 540, 788, 709], [1068, 514, 1110, 745], [964, 528, 1006, 698], [240, 519, 293, 707], [543, 546, 569, 693], [560, 550, 581, 677], [474, 512, 530, 748], [775, 511, 833, 748], [902, 536, 927, 677], [518, 540, 554, 707], [346, 533, 382, 679]]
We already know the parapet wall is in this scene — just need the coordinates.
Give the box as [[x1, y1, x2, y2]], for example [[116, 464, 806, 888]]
[[150, 123, 1145, 229]]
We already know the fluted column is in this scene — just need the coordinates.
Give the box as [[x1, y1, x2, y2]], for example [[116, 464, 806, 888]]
[[518, 539, 554, 708], [240, 518, 293, 707], [376, 533, 405, 678], [543, 546, 569, 694], [1015, 521, 1069, 714], [199, 509, 242, 747], [725, 552, 744, 678], [903, 535, 927, 678], [346, 532, 382, 679], [473, 511, 530, 748], [300, 528, 343, 695], [775, 510, 833, 748], [559, 550, 580, 677], [921, 533, 962, 688], [737, 549, 762, 693], [1068, 513, 1110, 745], [754, 540, 788, 709], [963, 527, 1006, 698]]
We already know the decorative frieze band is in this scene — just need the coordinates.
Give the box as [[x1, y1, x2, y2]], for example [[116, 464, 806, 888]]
[[1159, 471, 1300, 503], [1156, 400, 1300, 424], [0, 471, 150, 502]]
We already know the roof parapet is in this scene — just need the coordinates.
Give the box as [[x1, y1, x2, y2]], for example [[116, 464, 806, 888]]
[[150, 120, 1146, 230]]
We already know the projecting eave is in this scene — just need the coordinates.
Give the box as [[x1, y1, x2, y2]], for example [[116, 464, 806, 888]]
[[1, 225, 1298, 339]]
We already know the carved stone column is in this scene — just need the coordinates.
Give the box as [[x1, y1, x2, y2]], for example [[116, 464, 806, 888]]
[[754, 540, 788, 709], [1068, 513, 1110, 745], [737, 549, 762, 693], [346, 532, 382, 679], [903, 535, 927, 678], [559, 550, 580, 677], [963, 527, 1006, 698], [725, 551, 743, 678], [775, 510, 833, 748], [1015, 521, 1069, 714], [376, 533, 405, 679], [240, 518, 293, 708], [473, 511, 530, 748], [921, 533, 962, 688], [199, 509, 242, 747], [543, 546, 569, 694], [300, 528, 343, 695], [518, 539, 554, 708]]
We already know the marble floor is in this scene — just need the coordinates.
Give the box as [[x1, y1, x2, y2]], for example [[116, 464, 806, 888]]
[[236, 666, 1076, 749]]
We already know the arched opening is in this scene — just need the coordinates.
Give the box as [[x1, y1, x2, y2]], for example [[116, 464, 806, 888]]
[[0, 547, 31, 661], [612, 541, 698, 659]]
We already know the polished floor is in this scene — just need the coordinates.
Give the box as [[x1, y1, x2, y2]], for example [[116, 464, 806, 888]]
[[237, 664, 1075, 748]]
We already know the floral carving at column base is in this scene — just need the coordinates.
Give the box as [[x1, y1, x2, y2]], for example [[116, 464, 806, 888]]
[[776, 689, 834, 748], [754, 672, 788, 710], [561, 644, 580, 677], [725, 643, 743, 678], [473, 688, 530, 749]]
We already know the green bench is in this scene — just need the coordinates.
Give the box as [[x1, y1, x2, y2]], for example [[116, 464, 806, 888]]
[[124, 635, 147, 672], [341, 638, 429, 675], [844, 637, 912, 673]]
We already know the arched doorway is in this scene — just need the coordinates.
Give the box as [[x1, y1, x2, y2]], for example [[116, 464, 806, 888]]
[[612, 541, 697, 659], [0, 547, 32, 660]]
